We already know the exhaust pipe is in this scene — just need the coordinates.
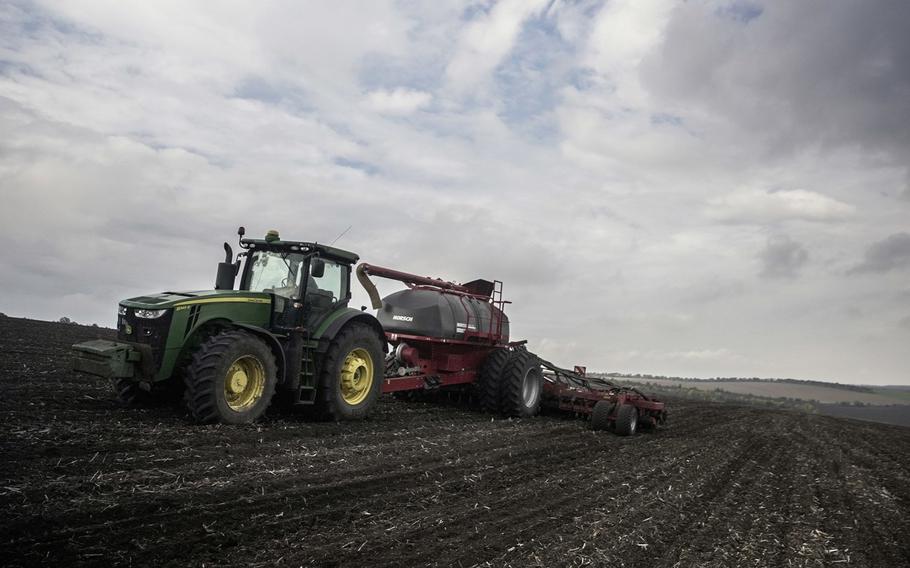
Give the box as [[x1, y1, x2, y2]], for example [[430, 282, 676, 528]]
[[215, 242, 239, 290]]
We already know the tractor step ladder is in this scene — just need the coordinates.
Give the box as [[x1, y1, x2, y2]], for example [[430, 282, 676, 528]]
[[294, 339, 319, 405]]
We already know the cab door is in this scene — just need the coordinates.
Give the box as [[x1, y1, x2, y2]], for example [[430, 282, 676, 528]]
[[261, 253, 306, 331], [303, 258, 350, 332]]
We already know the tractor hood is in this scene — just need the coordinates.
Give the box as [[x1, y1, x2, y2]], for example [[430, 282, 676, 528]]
[[120, 290, 272, 310]]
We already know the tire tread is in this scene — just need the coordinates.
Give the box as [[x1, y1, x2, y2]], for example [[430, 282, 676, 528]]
[[314, 323, 383, 421], [477, 348, 512, 413], [500, 350, 542, 418], [615, 403, 638, 436], [183, 330, 276, 424], [590, 400, 614, 431]]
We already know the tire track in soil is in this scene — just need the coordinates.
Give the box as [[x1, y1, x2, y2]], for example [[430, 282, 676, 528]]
[[135, 426, 603, 564], [3, 422, 592, 562], [803, 417, 910, 567], [494, 409, 765, 567], [322, 413, 719, 567], [300, 442, 623, 566]]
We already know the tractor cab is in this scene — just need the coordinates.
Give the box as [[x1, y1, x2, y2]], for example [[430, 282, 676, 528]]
[[217, 227, 359, 333]]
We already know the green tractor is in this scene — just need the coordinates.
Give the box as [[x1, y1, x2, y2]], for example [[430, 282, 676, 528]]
[[73, 227, 386, 424]]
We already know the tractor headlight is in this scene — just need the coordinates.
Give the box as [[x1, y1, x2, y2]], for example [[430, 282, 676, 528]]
[[134, 309, 167, 319], [118, 305, 128, 316]]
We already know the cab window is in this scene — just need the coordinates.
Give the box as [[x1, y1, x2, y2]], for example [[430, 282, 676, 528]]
[[247, 251, 305, 298], [308, 260, 347, 302]]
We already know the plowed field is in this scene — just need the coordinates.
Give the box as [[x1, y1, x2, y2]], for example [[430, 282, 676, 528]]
[[1, 317, 909, 567]]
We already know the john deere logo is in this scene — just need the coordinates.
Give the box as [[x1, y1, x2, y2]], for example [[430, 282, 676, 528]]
[[392, 315, 413, 322]]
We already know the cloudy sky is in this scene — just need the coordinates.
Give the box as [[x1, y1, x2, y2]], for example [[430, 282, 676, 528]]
[[1, 0, 908, 384]]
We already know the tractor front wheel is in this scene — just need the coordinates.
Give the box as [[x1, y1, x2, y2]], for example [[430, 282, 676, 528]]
[[183, 330, 278, 424], [314, 323, 383, 421]]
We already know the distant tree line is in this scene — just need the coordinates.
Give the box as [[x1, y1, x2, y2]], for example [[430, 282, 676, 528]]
[[597, 372, 873, 393]]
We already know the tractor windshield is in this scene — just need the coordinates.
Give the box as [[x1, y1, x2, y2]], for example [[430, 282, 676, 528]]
[[246, 251, 307, 298]]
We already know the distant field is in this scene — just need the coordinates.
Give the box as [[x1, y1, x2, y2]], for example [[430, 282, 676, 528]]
[[874, 387, 910, 402], [815, 403, 910, 428], [611, 377, 910, 405]]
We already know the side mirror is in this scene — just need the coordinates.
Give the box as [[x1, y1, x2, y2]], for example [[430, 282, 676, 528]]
[[237, 226, 246, 237], [311, 258, 325, 278]]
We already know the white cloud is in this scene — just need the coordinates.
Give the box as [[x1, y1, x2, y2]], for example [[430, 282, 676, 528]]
[[362, 88, 432, 115], [584, 0, 674, 106], [445, 0, 550, 93], [706, 189, 855, 224]]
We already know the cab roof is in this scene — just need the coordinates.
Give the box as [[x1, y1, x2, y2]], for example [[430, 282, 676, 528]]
[[240, 238, 359, 264]]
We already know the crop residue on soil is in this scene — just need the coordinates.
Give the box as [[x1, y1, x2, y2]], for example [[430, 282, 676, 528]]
[[1, 316, 909, 567]]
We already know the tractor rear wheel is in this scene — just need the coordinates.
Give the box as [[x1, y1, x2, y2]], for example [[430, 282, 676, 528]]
[[500, 350, 543, 418], [183, 330, 278, 424], [477, 348, 513, 413], [314, 323, 383, 421], [615, 403, 638, 436], [590, 400, 614, 431]]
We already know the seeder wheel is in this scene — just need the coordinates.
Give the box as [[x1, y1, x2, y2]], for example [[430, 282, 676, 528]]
[[615, 403, 638, 436], [500, 350, 543, 418], [477, 348, 513, 413], [590, 400, 615, 431]]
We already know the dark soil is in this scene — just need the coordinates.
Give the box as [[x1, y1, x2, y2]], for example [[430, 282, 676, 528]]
[[1, 316, 909, 567]]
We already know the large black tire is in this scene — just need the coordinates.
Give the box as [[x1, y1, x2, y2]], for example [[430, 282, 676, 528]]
[[477, 348, 513, 413], [314, 323, 384, 421], [615, 403, 638, 436], [590, 400, 615, 431], [500, 350, 543, 418], [184, 330, 278, 424]]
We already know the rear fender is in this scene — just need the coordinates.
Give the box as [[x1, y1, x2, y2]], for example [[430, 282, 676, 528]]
[[314, 308, 386, 353]]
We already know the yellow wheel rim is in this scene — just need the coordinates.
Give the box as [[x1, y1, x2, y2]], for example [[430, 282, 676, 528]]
[[224, 355, 266, 411], [340, 348, 374, 406]]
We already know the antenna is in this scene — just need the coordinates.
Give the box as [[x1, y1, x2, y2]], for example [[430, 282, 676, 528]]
[[330, 225, 352, 245]]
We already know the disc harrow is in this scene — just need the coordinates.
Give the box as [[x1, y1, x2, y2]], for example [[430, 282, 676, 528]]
[[538, 358, 667, 435]]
